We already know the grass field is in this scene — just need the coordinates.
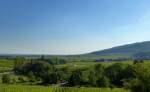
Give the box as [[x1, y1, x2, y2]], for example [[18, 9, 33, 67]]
[[0, 59, 14, 68], [0, 85, 130, 92]]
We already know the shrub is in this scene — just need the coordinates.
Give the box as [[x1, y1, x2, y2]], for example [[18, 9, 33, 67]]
[[2, 74, 11, 84]]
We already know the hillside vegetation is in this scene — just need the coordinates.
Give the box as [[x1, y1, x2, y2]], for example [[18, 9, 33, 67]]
[[89, 41, 150, 59], [0, 56, 150, 92]]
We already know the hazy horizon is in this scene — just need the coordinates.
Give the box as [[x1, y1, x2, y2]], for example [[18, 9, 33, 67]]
[[1, 0, 150, 54], [0, 40, 149, 55]]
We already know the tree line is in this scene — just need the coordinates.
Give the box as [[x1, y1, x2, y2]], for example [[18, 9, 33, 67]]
[[1, 57, 150, 92]]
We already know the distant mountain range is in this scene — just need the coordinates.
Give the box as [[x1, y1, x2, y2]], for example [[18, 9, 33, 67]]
[[88, 41, 150, 59]]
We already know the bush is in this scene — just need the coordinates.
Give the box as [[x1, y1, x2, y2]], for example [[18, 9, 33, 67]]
[[96, 76, 110, 87], [2, 74, 11, 84]]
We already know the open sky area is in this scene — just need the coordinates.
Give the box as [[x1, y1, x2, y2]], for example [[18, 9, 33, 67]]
[[0, 0, 150, 55]]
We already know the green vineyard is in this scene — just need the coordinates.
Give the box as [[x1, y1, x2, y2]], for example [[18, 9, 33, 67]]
[[0, 85, 129, 92]]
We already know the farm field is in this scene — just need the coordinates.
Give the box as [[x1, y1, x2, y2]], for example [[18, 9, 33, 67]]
[[0, 85, 130, 92]]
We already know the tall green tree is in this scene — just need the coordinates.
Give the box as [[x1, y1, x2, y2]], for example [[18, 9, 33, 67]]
[[129, 63, 150, 92], [105, 63, 125, 87], [68, 69, 83, 86]]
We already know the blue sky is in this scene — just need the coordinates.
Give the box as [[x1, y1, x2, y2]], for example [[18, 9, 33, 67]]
[[0, 0, 150, 54]]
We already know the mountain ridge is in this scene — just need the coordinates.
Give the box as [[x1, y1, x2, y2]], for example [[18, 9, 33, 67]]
[[88, 41, 150, 59]]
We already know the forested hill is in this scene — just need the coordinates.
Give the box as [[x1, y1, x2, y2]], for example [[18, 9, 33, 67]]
[[89, 41, 150, 59]]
